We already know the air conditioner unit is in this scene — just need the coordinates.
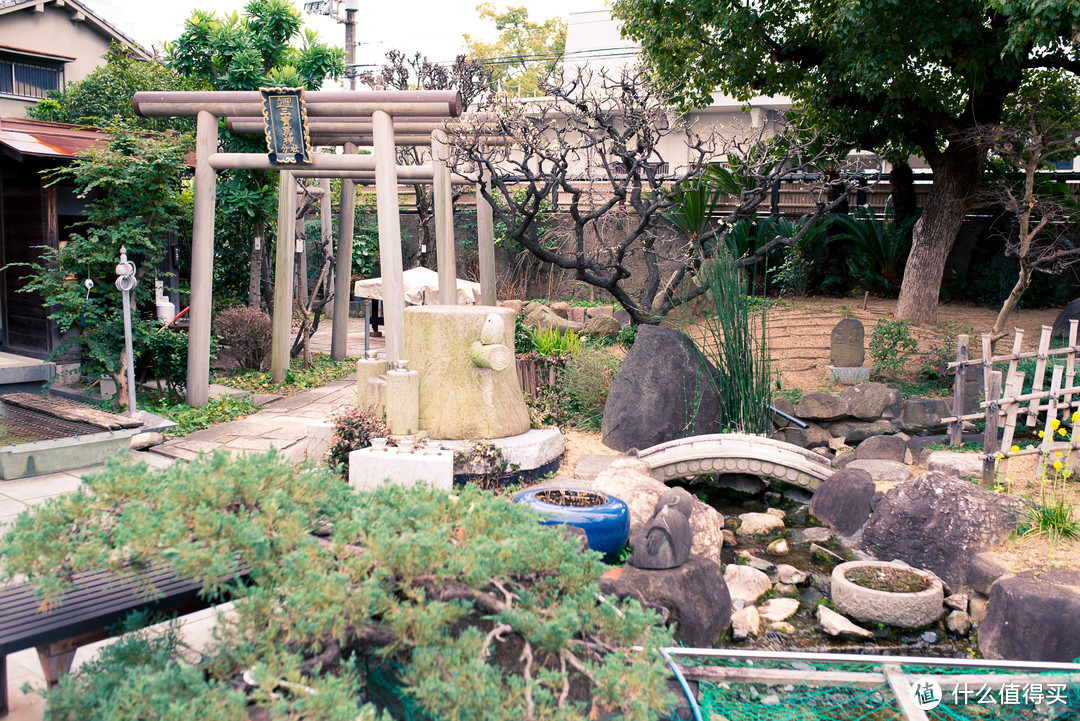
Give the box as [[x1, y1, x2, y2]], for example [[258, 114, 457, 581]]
[[343, 0, 360, 10]]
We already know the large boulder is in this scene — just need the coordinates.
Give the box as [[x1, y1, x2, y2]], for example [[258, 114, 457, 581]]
[[845, 459, 912, 483], [602, 326, 721, 452], [900, 398, 950, 433], [600, 556, 731, 647], [524, 304, 583, 332], [858, 472, 1025, 590], [796, 393, 849, 422], [854, 434, 908, 463], [590, 457, 723, 564], [581, 314, 622, 338], [824, 419, 901, 444], [809, 468, 876, 537], [979, 568, 1080, 662], [1052, 298, 1080, 338], [841, 383, 902, 421]]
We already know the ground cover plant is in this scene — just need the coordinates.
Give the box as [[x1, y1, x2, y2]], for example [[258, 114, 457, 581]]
[[217, 353, 357, 397], [0, 452, 674, 721]]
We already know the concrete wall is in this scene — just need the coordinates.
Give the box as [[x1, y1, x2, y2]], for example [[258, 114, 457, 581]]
[[0, 3, 115, 118]]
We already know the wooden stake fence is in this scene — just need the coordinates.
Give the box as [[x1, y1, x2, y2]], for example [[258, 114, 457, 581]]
[[942, 322, 1080, 485]]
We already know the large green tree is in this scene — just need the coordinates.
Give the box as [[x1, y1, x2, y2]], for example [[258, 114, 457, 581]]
[[164, 0, 345, 309], [463, 3, 565, 96], [612, 0, 1080, 323], [28, 45, 199, 132]]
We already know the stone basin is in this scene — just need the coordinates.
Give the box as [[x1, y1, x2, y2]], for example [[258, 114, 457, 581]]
[[831, 560, 944, 629]]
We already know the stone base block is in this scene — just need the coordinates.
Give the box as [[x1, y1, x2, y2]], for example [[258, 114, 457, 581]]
[[349, 447, 454, 491], [304, 420, 335, 462], [827, 366, 870, 384], [438, 428, 565, 472]]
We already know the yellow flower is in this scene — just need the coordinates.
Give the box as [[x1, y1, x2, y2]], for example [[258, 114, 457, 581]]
[[1072, 411, 1080, 424], [1051, 418, 1061, 430], [1054, 460, 1064, 471], [1060, 428, 1069, 437], [1010, 445, 1020, 454], [1056, 451, 1064, 459], [1038, 430, 1045, 438]]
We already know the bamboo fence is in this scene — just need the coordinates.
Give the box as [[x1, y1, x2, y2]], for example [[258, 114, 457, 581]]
[[942, 321, 1080, 484]]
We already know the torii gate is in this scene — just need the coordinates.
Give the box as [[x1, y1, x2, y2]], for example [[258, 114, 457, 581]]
[[132, 90, 497, 407]]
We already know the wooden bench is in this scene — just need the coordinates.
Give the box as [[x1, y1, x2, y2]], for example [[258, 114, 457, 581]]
[[0, 564, 242, 716]]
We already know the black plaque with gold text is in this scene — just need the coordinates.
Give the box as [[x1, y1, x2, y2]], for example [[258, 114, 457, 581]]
[[260, 87, 312, 164]]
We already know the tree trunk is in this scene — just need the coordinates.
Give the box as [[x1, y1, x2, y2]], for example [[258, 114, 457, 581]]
[[889, 161, 917, 226], [894, 144, 986, 324], [248, 220, 264, 309], [991, 265, 1032, 349]]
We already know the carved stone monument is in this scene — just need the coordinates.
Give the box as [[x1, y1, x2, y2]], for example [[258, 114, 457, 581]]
[[628, 487, 694, 570], [828, 318, 870, 384]]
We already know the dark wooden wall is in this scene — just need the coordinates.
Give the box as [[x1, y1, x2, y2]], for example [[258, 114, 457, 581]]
[[0, 158, 59, 358]]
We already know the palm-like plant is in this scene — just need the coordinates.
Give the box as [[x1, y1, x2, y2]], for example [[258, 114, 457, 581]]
[[829, 198, 916, 295]]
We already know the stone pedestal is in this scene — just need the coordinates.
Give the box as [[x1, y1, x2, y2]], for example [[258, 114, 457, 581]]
[[356, 357, 387, 410], [349, 446, 453, 491], [386, 367, 419, 435], [404, 305, 529, 439]]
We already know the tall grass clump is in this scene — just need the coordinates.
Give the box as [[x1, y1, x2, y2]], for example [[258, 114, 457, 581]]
[[696, 249, 775, 434]]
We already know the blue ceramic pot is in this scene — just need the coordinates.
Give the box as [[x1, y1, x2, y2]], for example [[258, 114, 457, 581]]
[[513, 487, 630, 563]]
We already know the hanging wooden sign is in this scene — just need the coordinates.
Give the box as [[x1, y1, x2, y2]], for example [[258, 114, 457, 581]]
[[260, 87, 312, 164]]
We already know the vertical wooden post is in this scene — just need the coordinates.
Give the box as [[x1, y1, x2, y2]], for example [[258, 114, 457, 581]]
[[980, 333, 993, 404], [996, 371, 1025, 488], [296, 181, 308, 302], [1063, 319, 1078, 418], [372, 110, 405, 362], [271, 170, 296, 383], [186, 110, 218, 407], [949, 334, 969, 446], [431, 130, 458, 305], [332, 143, 358, 360], [1005, 328, 1025, 399], [982, 370, 1002, 486], [1026, 325, 1053, 426], [476, 169, 496, 306], [1037, 364, 1065, 479]]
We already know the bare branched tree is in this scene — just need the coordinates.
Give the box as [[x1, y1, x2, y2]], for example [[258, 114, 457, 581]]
[[449, 68, 856, 323], [983, 70, 1080, 346], [360, 51, 494, 266]]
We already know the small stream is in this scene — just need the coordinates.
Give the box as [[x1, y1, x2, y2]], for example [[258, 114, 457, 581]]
[[680, 480, 978, 658]]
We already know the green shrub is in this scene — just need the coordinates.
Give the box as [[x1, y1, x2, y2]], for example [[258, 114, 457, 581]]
[[213, 306, 272, 371], [144, 394, 257, 435], [616, 323, 638, 348], [137, 329, 208, 401], [869, 318, 918, 379], [696, 250, 774, 434], [326, 406, 389, 474], [529, 324, 582, 356], [558, 348, 622, 431], [0, 453, 674, 720]]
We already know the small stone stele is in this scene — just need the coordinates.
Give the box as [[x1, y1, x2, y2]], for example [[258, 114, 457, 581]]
[[830, 318, 865, 368], [628, 487, 694, 570]]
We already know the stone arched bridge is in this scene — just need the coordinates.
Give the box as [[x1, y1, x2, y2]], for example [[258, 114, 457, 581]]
[[635, 433, 834, 492]]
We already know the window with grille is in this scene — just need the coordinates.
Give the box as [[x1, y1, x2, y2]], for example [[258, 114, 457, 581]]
[[0, 56, 63, 99]]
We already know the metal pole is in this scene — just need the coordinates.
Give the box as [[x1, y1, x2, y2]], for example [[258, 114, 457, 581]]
[[332, 143, 358, 359], [271, 170, 296, 383], [345, 8, 357, 91], [115, 247, 137, 415], [186, 110, 218, 407], [372, 110, 405, 362], [431, 130, 458, 305]]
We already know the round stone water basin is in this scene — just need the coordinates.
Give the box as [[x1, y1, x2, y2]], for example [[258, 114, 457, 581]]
[[831, 560, 944, 629]]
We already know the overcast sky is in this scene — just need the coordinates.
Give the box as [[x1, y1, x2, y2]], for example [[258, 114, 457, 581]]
[[81, 0, 605, 70]]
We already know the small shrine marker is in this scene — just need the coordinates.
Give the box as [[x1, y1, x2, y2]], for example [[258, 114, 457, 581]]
[[260, 87, 312, 164]]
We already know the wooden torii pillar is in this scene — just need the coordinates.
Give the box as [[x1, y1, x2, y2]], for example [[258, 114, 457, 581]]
[[227, 116, 504, 352], [132, 90, 461, 406]]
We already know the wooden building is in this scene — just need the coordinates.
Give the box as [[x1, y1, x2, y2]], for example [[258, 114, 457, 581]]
[[0, 117, 103, 357]]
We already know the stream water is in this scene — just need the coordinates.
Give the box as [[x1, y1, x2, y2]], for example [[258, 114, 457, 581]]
[[683, 481, 978, 659]]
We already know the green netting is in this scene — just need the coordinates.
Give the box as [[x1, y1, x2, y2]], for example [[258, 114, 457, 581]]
[[686, 656, 1080, 721]]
